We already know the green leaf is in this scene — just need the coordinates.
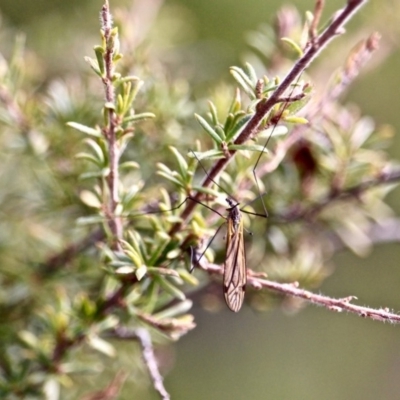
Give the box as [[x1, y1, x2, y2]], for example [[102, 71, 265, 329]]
[[153, 300, 193, 319], [262, 82, 279, 95], [43, 378, 60, 400], [123, 112, 156, 123], [177, 269, 199, 285], [79, 169, 109, 180], [122, 198, 145, 218], [195, 114, 222, 144], [112, 72, 122, 81], [67, 122, 101, 137], [75, 152, 103, 167], [157, 277, 186, 301], [121, 238, 143, 267], [120, 81, 131, 113], [83, 139, 106, 164], [215, 125, 226, 141], [224, 113, 235, 135], [76, 215, 107, 225], [79, 190, 102, 208], [147, 233, 171, 266], [113, 53, 123, 62], [104, 101, 116, 111], [230, 66, 254, 89], [18, 330, 39, 349], [157, 162, 173, 174], [228, 88, 242, 114], [258, 125, 288, 138], [225, 114, 253, 142], [94, 45, 105, 75], [281, 37, 304, 57], [146, 267, 180, 277], [169, 146, 188, 176], [87, 335, 116, 357], [305, 10, 314, 27], [284, 116, 308, 124], [244, 62, 258, 85], [208, 101, 219, 125], [191, 185, 221, 198], [129, 79, 144, 103], [135, 265, 147, 281], [230, 67, 256, 100], [115, 266, 137, 275], [228, 144, 269, 153], [119, 161, 140, 170], [116, 93, 124, 114], [77, 295, 97, 318], [118, 75, 141, 84], [96, 316, 119, 332], [157, 171, 184, 188], [84, 56, 101, 77], [189, 149, 224, 161]]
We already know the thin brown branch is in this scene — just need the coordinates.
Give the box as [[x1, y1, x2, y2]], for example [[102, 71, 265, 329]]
[[324, 217, 400, 252], [277, 167, 400, 222], [273, 92, 306, 105], [98, 279, 137, 315], [169, 0, 367, 236], [101, 2, 122, 243], [52, 332, 85, 365], [199, 261, 400, 323], [81, 371, 128, 400], [312, 31, 381, 119], [114, 327, 171, 400], [38, 229, 105, 277], [309, 0, 325, 45]]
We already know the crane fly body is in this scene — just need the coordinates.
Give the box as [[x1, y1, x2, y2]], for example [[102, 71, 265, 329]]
[[223, 198, 246, 312]]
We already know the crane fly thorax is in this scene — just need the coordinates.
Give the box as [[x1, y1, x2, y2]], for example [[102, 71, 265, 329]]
[[226, 198, 241, 231]]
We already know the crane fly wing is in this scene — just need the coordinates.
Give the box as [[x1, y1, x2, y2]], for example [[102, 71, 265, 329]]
[[223, 214, 246, 312]]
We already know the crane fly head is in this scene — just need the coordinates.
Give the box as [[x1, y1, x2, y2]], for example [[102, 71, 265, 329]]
[[225, 197, 239, 210]]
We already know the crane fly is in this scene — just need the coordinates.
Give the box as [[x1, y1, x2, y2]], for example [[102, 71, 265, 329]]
[[186, 153, 253, 312], [189, 194, 248, 312], [223, 198, 246, 312]]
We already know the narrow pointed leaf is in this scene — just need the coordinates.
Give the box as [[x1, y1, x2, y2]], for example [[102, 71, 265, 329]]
[[195, 114, 222, 144], [67, 122, 101, 137]]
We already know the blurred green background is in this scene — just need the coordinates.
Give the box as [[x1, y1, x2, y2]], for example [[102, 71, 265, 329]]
[[1, 0, 400, 399]]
